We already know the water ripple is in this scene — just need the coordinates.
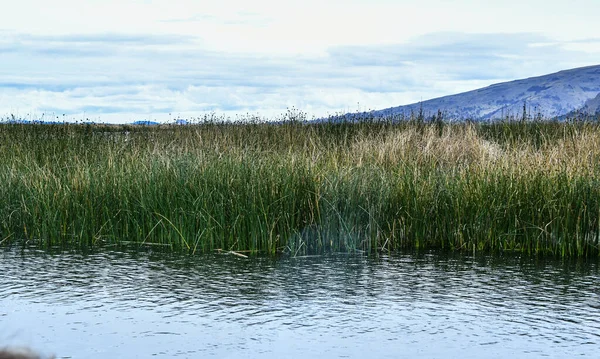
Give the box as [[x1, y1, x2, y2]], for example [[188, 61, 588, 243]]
[[1, 250, 599, 358]]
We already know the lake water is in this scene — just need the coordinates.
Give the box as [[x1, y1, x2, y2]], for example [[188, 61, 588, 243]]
[[1, 249, 599, 358]]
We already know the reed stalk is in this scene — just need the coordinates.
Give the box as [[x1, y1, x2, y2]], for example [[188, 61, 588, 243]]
[[1, 118, 599, 257]]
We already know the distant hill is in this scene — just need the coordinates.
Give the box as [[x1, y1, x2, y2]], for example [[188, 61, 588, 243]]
[[365, 65, 600, 121], [1, 119, 65, 125], [131, 120, 160, 126], [131, 119, 188, 126]]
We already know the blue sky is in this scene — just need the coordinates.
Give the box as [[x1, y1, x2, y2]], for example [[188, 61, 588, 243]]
[[1, 0, 599, 123]]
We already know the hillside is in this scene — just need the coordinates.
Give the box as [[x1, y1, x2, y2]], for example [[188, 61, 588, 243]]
[[370, 65, 600, 120]]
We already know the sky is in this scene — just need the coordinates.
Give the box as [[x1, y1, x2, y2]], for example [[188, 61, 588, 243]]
[[1, 0, 599, 123]]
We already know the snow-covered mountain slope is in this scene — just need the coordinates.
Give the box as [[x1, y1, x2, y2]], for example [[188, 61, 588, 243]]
[[371, 65, 600, 120], [580, 92, 600, 115]]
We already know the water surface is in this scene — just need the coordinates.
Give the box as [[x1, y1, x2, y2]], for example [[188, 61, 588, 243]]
[[1, 249, 599, 358]]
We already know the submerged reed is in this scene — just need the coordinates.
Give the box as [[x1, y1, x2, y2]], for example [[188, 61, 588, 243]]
[[1, 118, 599, 257]]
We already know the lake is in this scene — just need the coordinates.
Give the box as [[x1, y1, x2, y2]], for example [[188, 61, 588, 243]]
[[1, 249, 599, 358]]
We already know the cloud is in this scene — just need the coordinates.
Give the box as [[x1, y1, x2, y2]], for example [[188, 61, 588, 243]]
[[327, 33, 600, 96], [0, 32, 201, 59], [0, 31, 598, 122], [161, 11, 274, 27]]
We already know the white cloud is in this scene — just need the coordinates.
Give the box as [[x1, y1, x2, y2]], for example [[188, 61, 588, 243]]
[[3, 0, 600, 51], [0, 1, 599, 122]]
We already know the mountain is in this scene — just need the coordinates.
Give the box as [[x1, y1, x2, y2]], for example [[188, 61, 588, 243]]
[[369, 65, 600, 121]]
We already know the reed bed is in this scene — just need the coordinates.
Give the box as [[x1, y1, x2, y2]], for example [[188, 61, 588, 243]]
[[1, 118, 599, 257]]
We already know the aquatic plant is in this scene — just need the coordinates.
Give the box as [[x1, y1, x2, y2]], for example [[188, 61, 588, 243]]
[[0, 116, 599, 257]]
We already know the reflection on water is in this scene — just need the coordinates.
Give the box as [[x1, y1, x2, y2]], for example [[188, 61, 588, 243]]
[[1, 249, 599, 358]]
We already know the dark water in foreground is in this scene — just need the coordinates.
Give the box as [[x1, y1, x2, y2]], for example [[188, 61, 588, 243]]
[[1, 250, 599, 359]]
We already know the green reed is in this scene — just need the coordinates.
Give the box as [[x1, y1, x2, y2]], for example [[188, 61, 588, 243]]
[[1, 118, 599, 256]]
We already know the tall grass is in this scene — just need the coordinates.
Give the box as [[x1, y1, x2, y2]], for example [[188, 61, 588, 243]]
[[1, 118, 599, 256]]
